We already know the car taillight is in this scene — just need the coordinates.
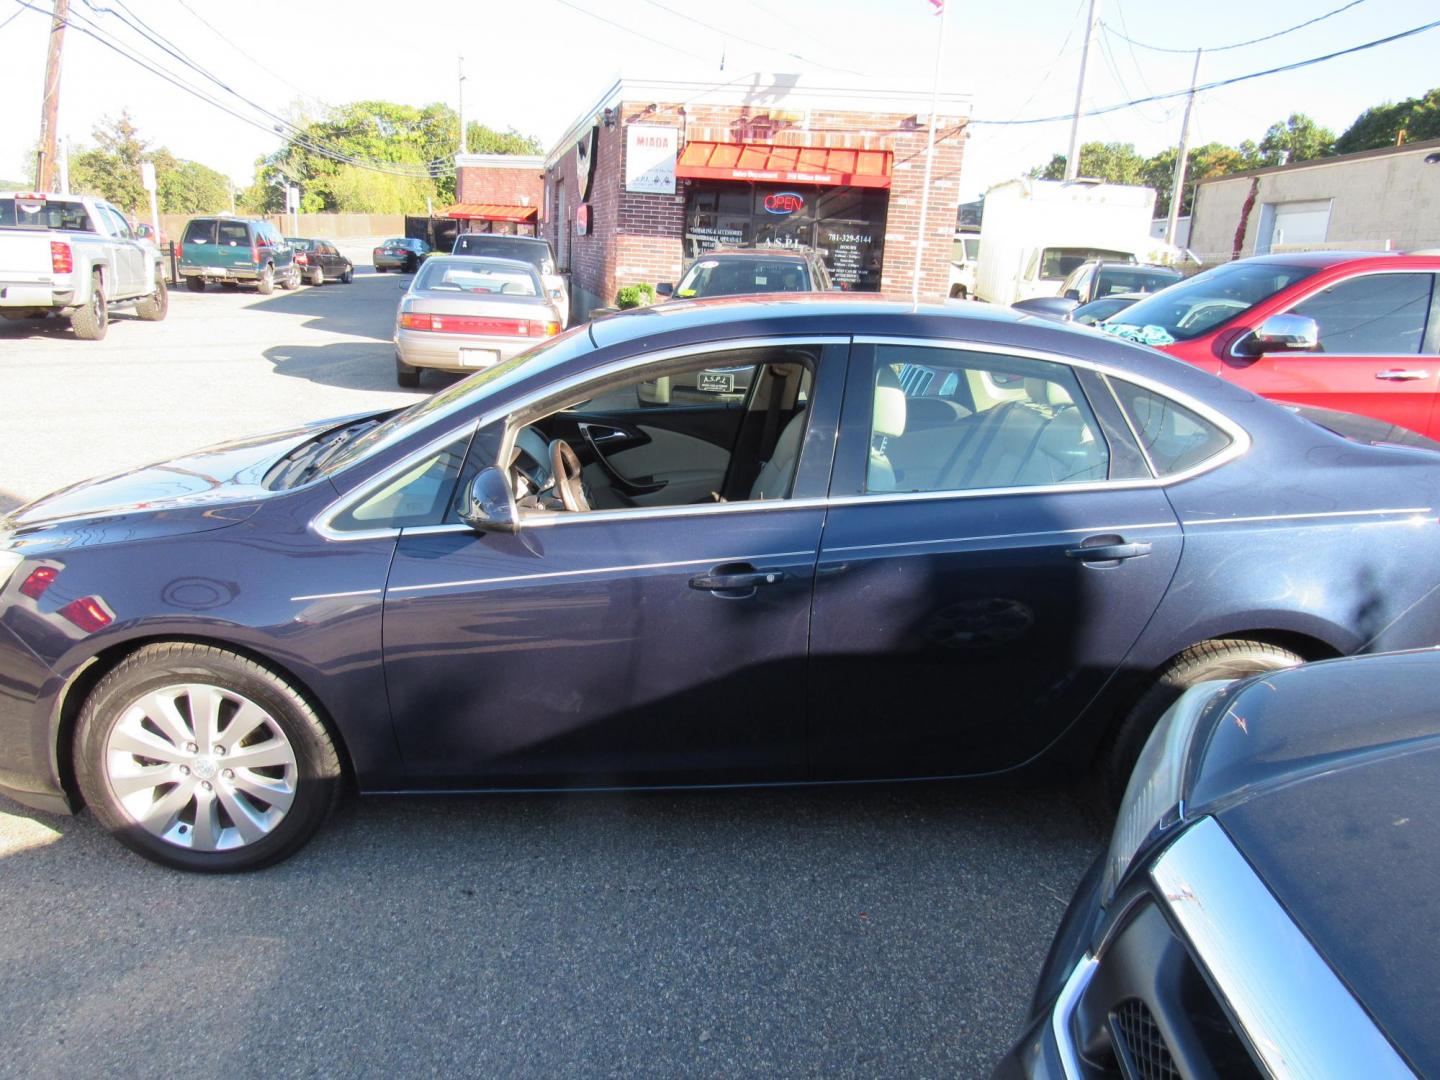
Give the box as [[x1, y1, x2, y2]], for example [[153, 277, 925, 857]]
[[251, 245, 260, 264], [50, 241, 72, 274], [58, 596, 113, 633], [19, 566, 58, 600], [295, 252, 308, 265], [399, 313, 553, 336]]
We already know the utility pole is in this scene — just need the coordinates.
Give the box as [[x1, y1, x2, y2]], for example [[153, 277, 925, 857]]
[[458, 56, 468, 156], [1064, 0, 1102, 180], [36, 0, 69, 192], [1165, 49, 1202, 247]]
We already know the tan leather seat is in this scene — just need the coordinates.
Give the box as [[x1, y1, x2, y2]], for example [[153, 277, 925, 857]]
[[867, 367, 908, 491]]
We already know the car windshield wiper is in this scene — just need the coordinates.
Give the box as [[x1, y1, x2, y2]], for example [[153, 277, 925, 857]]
[[266, 418, 381, 490]]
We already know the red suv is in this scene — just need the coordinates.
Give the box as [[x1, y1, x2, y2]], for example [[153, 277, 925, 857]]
[[1103, 252, 1440, 439]]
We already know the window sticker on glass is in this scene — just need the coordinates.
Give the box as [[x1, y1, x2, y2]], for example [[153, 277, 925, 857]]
[[697, 371, 736, 393], [755, 276, 768, 285], [697, 260, 719, 269]]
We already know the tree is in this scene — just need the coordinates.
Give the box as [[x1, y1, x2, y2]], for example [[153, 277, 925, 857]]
[[1336, 87, 1440, 154], [1030, 141, 1148, 185], [1256, 113, 1335, 167], [69, 111, 151, 213], [1143, 142, 1250, 219], [158, 159, 231, 214]]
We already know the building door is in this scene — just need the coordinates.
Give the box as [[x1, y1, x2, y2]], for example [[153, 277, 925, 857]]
[[1256, 199, 1332, 254]]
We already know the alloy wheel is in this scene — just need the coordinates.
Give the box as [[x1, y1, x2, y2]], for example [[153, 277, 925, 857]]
[[103, 682, 299, 852]]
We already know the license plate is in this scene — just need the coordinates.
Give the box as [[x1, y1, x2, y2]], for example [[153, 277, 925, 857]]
[[697, 371, 736, 393], [459, 348, 500, 368]]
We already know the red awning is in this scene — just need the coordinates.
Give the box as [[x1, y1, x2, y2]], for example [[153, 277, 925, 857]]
[[443, 203, 538, 222], [676, 142, 892, 188]]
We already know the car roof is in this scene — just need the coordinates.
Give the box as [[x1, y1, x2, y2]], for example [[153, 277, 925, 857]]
[[1232, 250, 1438, 269], [457, 234, 547, 245], [694, 248, 817, 262], [426, 254, 537, 271]]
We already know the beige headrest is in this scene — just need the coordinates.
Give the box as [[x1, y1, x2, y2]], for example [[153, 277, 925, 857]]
[[874, 367, 908, 438], [1025, 376, 1073, 407]]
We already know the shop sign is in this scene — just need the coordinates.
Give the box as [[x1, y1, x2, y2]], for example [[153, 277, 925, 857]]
[[575, 204, 591, 236], [763, 191, 806, 216], [625, 124, 679, 194]]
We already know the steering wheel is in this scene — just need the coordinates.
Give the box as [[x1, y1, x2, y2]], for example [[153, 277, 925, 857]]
[[549, 438, 591, 513]]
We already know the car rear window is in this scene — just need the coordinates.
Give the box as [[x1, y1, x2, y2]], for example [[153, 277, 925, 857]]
[[417, 258, 539, 296], [287, 238, 315, 251], [677, 258, 811, 298], [0, 197, 94, 232], [1109, 378, 1233, 475], [453, 235, 553, 273], [217, 221, 249, 246], [183, 218, 215, 245]]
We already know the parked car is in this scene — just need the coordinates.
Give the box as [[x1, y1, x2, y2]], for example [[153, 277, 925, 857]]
[[286, 238, 353, 285], [0, 191, 167, 339], [451, 233, 568, 326], [992, 649, 1440, 1078], [1011, 292, 1150, 326], [133, 221, 167, 249], [1103, 251, 1440, 440], [5, 296, 1440, 871], [657, 248, 833, 300], [1058, 260, 1182, 305], [373, 237, 429, 273], [393, 255, 562, 387], [179, 216, 299, 294]]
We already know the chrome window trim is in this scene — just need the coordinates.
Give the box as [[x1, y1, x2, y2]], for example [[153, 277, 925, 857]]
[[1225, 267, 1440, 361], [313, 420, 479, 542], [1151, 816, 1415, 1079], [1100, 373, 1161, 478], [854, 335, 1252, 486]]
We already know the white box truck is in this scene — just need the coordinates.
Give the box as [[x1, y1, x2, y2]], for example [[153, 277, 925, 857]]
[[975, 179, 1170, 307]]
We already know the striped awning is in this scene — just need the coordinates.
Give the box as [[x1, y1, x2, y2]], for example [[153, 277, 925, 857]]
[[676, 143, 892, 188], [443, 203, 539, 222]]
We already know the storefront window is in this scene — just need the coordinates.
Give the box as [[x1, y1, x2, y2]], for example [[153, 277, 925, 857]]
[[684, 182, 888, 291]]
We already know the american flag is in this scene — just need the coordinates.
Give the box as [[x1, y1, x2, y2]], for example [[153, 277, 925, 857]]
[[929, 0, 944, 11]]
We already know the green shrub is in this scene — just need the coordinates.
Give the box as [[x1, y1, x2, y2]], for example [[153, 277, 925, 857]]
[[615, 282, 656, 309]]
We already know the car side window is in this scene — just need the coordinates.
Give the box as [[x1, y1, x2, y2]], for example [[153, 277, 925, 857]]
[[1290, 273, 1434, 355], [183, 219, 215, 245], [866, 346, 1108, 494], [330, 435, 470, 532], [1108, 379, 1233, 476]]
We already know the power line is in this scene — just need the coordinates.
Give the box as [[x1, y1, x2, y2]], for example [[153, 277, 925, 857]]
[[1001, 0, 1087, 123], [970, 16, 1440, 126], [1, 1, 28, 31], [10, 0, 453, 178], [634, 0, 864, 76], [1104, 0, 1371, 55], [172, 0, 336, 113], [549, 0, 718, 64]]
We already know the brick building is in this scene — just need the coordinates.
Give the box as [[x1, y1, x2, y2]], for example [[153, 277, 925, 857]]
[[539, 76, 970, 319], [445, 153, 545, 236]]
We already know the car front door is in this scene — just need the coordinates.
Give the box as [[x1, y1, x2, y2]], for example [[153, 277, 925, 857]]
[[99, 205, 145, 296], [808, 340, 1184, 780], [1219, 270, 1440, 439], [376, 339, 848, 788]]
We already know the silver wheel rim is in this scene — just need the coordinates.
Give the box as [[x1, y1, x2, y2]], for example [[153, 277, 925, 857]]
[[104, 683, 299, 852]]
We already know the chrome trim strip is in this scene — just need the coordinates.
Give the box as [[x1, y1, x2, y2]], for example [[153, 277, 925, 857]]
[[387, 550, 816, 594], [825, 521, 1176, 556], [1152, 817, 1415, 1079], [290, 588, 383, 602], [1051, 953, 1098, 1080], [518, 497, 830, 529], [1181, 507, 1429, 527]]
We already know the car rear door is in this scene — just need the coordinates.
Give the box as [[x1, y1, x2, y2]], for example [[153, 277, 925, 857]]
[[807, 339, 1184, 780], [216, 219, 251, 276], [181, 217, 215, 271], [1219, 269, 1440, 439]]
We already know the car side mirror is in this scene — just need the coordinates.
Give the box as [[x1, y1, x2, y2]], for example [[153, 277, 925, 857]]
[[1063, 288, 1081, 301], [1241, 314, 1320, 355], [655, 282, 673, 297], [459, 467, 520, 534]]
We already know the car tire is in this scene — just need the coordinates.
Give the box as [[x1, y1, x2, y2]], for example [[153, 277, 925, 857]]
[[136, 271, 168, 321], [340, 268, 353, 284], [256, 265, 274, 295], [74, 642, 343, 873], [395, 355, 421, 388], [185, 276, 206, 293], [70, 274, 108, 340], [309, 267, 324, 286], [375, 265, 386, 274], [1098, 639, 1305, 805]]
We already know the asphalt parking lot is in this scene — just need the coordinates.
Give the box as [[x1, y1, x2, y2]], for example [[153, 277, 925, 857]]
[[0, 244, 1105, 1077]]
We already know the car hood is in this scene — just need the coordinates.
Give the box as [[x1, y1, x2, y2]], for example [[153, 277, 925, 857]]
[[3, 414, 373, 547], [1182, 652, 1440, 1073]]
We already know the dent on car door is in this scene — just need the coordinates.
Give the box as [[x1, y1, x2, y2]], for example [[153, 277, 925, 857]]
[[376, 340, 849, 787], [1224, 271, 1440, 439], [808, 341, 1185, 780]]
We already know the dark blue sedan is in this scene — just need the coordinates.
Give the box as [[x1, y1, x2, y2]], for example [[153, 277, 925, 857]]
[[4, 297, 1440, 871]]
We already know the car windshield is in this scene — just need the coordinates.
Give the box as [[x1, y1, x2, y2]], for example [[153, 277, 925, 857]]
[[318, 325, 595, 476], [1096, 267, 1181, 296], [383, 239, 409, 248], [676, 257, 811, 297], [1106, 261, 1319, 343], [416, 258, 539, 296], [454, 236, 553, 274], [0, 196, 94, 231], [1038, 248, 1134, 280]]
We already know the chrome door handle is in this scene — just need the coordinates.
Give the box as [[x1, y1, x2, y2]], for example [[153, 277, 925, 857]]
[[1375, 370, 1431, 381]]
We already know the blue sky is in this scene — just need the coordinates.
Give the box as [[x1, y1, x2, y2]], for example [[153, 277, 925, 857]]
[[1, 0, 1435, 198]]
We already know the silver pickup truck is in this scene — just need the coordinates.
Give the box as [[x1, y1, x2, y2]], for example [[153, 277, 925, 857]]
[[0, 191, 167, 340]]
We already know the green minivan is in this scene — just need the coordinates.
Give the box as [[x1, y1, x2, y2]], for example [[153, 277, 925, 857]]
[[178, 216, 300, 294]]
